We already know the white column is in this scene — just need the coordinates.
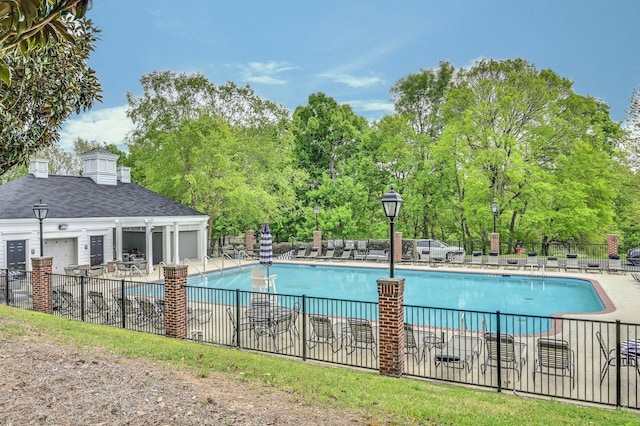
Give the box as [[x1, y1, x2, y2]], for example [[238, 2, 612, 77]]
[[173, 222, 180, 265], [145, 220, 154, 273], [115, 220, 123, 261]]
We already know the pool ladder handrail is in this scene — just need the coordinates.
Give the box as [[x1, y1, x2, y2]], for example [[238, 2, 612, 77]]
[[182, 258, 204, 277], [202, 255, 224, 276]]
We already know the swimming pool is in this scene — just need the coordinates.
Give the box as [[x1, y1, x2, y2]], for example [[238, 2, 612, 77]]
[[187, 263, 605, 317]]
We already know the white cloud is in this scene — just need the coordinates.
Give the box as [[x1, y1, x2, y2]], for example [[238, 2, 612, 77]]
[[59, 106, 134, 152], [319, 72, 383, 88], [239, 61, 297, 86]]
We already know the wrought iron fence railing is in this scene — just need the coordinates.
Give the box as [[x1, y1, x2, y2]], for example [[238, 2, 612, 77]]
[[2, 270, 639, 410]]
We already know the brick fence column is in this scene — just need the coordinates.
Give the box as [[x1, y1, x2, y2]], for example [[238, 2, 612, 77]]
[[163, 265, 188, 339], [490, 233, 500, 253], [313, 230, 322, 257], [377, 277, 405, 377], [607, 234, 618, 257], [245, 230, 254, 252], [31, 257, 53, 314], [394, 231, 403, 263]]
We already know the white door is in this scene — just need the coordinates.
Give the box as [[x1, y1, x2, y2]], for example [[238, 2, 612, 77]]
[[44, 238, 78, 274]]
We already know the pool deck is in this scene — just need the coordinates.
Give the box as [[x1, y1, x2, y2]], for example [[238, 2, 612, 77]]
[[122, 256, 640, 324]]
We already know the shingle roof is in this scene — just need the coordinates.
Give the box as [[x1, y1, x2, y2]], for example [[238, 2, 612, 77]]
[[0, 174, 206, 219]]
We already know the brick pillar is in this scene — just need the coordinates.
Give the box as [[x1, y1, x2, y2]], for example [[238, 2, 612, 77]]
[[490, 233, 500, 253], [163, 265, 188, 339], [607, 234, 618, 256], [377, 277, 405, 377], [31, 257, 53, 314], [394, 232, 403, 263], [313, 230, 322, 257], [246, 230, 254, 251]]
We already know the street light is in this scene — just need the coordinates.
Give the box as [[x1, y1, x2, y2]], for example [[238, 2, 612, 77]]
[[313, 205, 320, 231], [381, 185, 403, 278], [491, 202, 498, 233], [33, 199, 49, 256]]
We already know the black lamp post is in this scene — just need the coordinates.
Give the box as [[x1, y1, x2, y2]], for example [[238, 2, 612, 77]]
[[33, 199, 49, 256], [313, 205, 320, 231], [491, 202, 498, 233], [381, 185, 403, 278]]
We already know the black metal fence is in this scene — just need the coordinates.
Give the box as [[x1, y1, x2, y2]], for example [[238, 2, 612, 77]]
[[2, 269, 639, 410]]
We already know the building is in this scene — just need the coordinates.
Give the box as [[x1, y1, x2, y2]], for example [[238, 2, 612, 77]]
[[0, 149, 209, 274]]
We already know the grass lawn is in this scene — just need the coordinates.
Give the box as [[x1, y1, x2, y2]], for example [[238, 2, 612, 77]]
[[1, 305, 639, 425]]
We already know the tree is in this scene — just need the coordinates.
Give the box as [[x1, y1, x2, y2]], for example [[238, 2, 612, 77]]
[[0, 15, 101, 175], [126, 71, 303, 240], [0, 0, 91, 84]]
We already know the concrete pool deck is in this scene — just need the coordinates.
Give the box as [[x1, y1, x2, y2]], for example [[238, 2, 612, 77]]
[[122, 256, 640, 324]]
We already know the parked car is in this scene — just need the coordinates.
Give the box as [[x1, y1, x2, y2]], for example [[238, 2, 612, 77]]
[[415, 239, 466, 261], [627, 247, 640, 265]]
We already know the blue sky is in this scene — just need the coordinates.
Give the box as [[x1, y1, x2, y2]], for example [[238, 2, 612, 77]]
[[59, 0, 640, 151]]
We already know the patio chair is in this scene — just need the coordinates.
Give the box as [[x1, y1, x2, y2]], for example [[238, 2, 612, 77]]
[[307, 314, 344, 353], [434, 334, 482, 373], [112, 295, 139, 324], [53, 289, 80, 317], [268, 312, 295, 352], [337, 247, 353, 260], [469, 251, 483, 268], [86, 291, 112, 323], [353, 240, 368, 260], [545, 257, 560, 271], [532, 338, 575, 388], [487, 252, 500, 269], [421, 331, 445, 361], [319, 247, 336, 260], [525, 252, 539, 270], [115, 261, 128, 277], [135, 296, 164, 329], [346, 318, 377, 359], [480, 332, 528, 380], [565, 254, 581, 272], [290, 301, 301, 336], [188, 305, 213, 325], [294, 247, 308, 259], [404, 323, 421, 363], [595, 331, 636, 384], [226, 306, 251, 346], [607, 255, 624, 274]]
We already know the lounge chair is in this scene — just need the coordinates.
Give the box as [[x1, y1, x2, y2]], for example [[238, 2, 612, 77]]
[[0, 287, 31, 307], [303, 246, 320, 259], [607, 255, 624, 274], [532, 338, 575, 388], [53, 289, 79, 317], [226, 306, 252, 346], [595, 331, 636, 384], [480, 333, 528, 380], [307, 314, 345, 353], [319, 247, 336, 260], [86, 291, 112, 323], [187, 305, 213, 325], [524, 252, 539, 270], [565, 254, 581, 272], [353, 240, 368, 260], [487, 252, 500, 269], [345, 317, 377, 359], [469, 251, 483, 268], [631, 273, 640, 283], [545, 257, 560, 271], [135, 296, 165, 329], [337, 247, 353, 260], [404, 323, 421, 363], [294, 247, 307, 259], [434, 334, 482, 373], [450, 252, 465, 266], [365, 249, 388, 262], [505, 257, 519, 269], [112, 295, 139, 324]]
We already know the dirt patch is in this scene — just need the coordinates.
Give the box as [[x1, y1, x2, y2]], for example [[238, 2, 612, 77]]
[[0, 328, 377, 425]]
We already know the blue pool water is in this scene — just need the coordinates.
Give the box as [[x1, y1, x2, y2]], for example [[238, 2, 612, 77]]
[[187, 263, 605, 317]]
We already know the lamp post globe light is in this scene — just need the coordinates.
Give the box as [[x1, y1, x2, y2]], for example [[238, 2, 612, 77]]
[[33, 199, 49, 257], [381, 185, 403, 278], [313, 205, 320, 231], [491, 202, 498, 233]]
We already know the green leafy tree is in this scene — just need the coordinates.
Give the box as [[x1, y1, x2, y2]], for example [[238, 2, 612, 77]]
[[0, 0, 92, 84], [0, 15, 101, 175]]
